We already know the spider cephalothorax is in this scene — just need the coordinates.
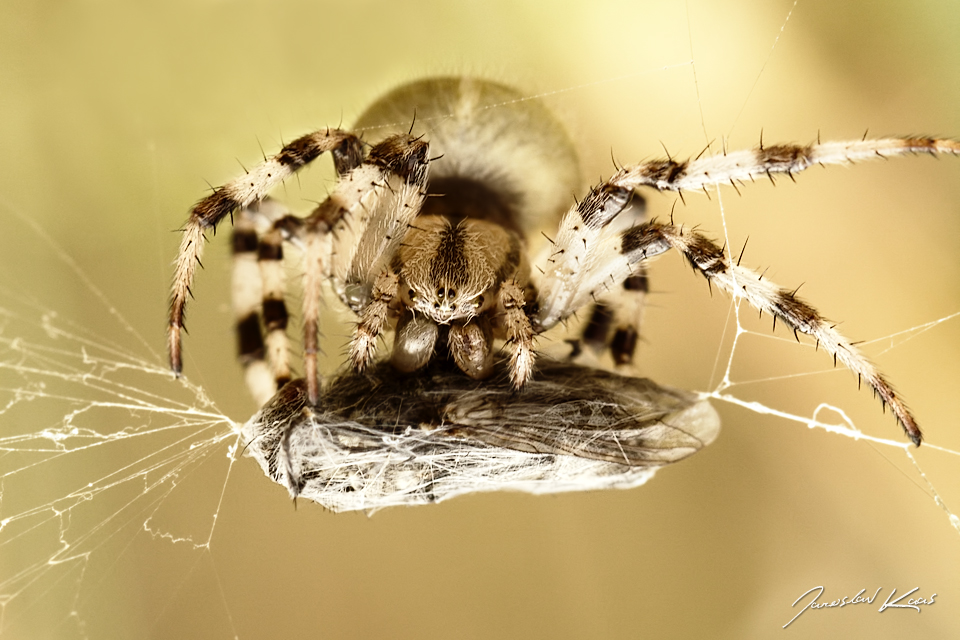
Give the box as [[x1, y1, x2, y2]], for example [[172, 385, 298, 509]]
[[400, 216, 522, 324], [389, 214, 529, 377], [168, 76, 959, 446]]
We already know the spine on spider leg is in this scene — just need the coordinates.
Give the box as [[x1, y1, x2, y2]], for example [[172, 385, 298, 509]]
[[168, 222, 205, 374], [809, 137, 960, 167], [343, 137, 430, 293], [536, 220, 669, 332], [290, 134, 429, 402], [167, 129, 363, 375], [535, 184, 633, 331], [636, 221, 924, 446], [609, 137, 959, 195], [317, 135, 429, 310]]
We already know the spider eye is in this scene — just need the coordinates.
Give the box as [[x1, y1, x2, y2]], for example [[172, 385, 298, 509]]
[[474, 295, 485, 308], [447, 288, 456, 298], [434, 303, 441, 309], [436, 287, 444, 298], [450, 304, 456, 311], [408, 288, 416, 300]]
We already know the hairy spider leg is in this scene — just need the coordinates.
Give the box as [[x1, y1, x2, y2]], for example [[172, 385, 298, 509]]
[[536, 136, 960, 445], [170, 129, 363, 376]]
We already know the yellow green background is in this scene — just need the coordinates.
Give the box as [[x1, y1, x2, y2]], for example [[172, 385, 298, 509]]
[[1, 0, 958, 638]]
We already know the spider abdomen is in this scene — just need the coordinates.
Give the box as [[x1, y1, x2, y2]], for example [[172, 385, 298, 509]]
[[353, 77, 582, 236]]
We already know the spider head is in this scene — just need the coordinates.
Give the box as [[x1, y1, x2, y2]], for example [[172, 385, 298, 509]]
[[402, 281, 490, 324], [399, 216, 501, 324], [428, 285, 461, 323]]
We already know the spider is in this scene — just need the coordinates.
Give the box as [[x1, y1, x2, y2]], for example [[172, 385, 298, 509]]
[[169, 76, 958, 447]]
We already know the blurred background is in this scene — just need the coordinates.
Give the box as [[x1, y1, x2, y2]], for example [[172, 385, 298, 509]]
[[1, 0, 958, 638]]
